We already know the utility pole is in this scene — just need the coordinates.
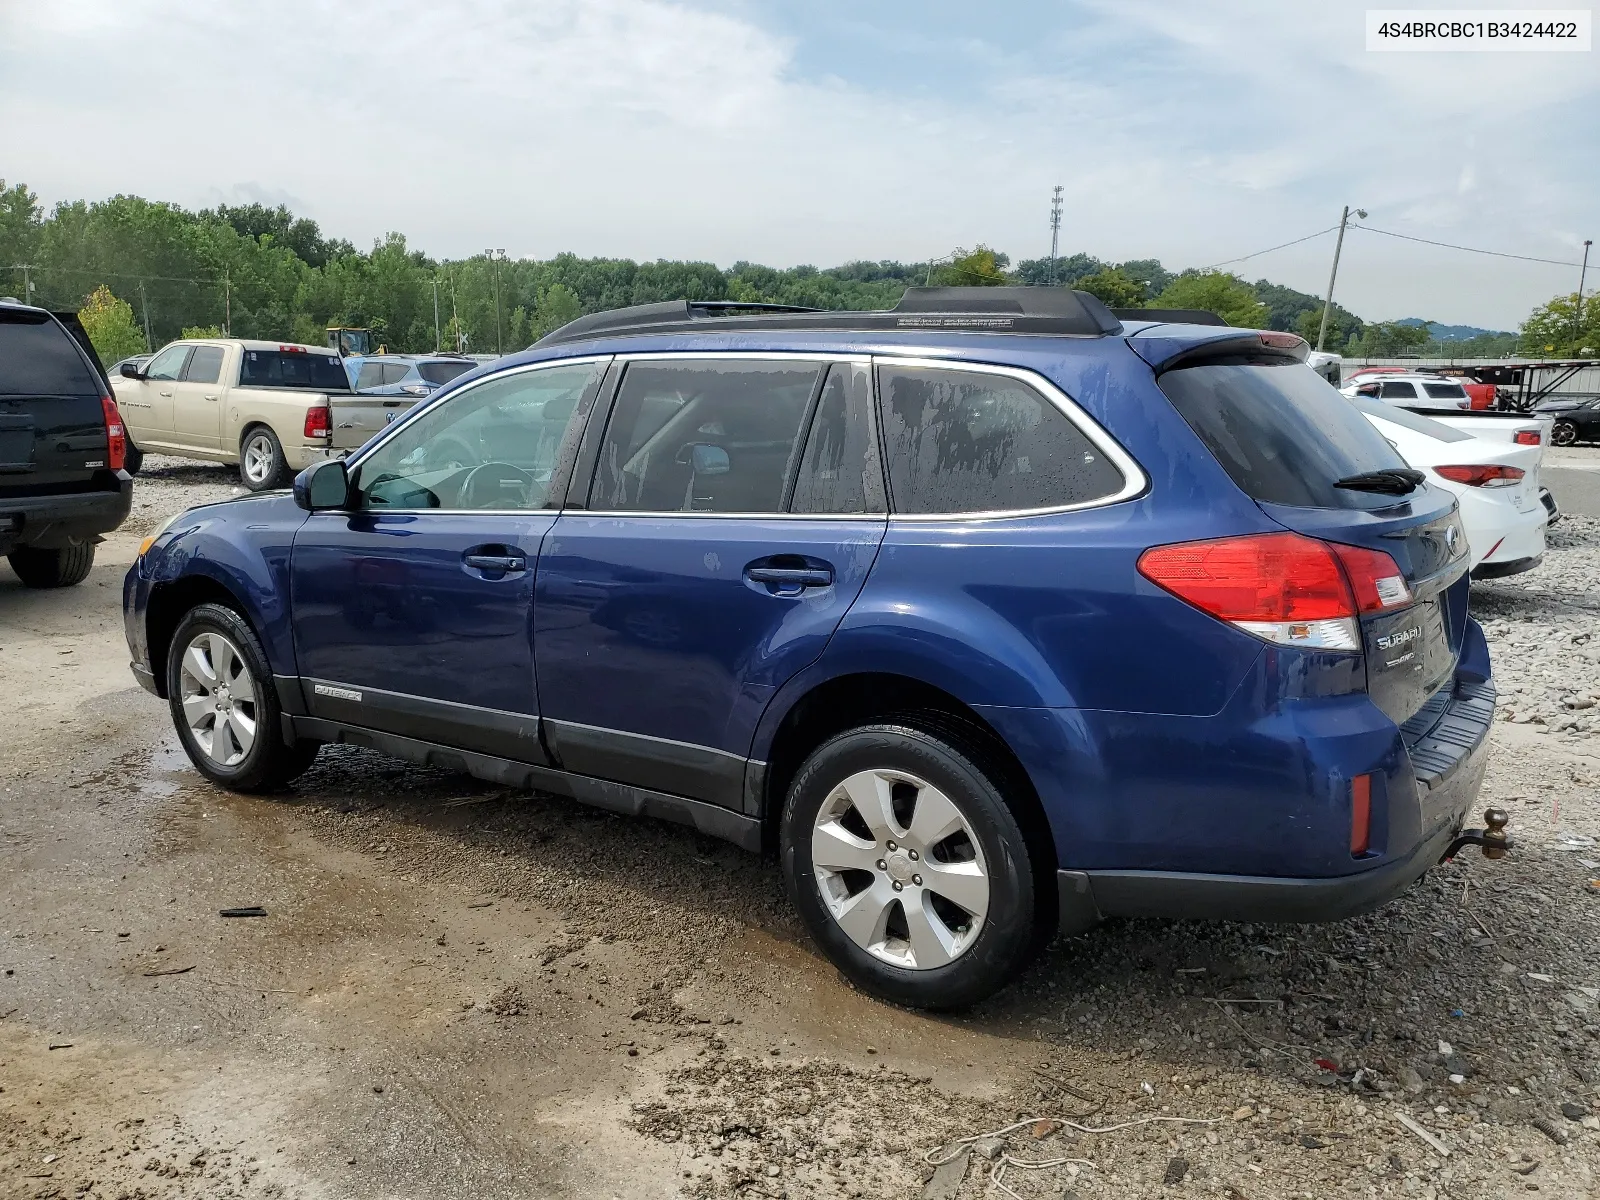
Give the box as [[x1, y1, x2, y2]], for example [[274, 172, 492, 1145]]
[[1048, 185, 1063, 286], [21, 264, 33, 306], [485, 249, 506, 355], [1317, 205, 1367, 352], [137, 279, 153, 352], [432, 277, 442, 353], [223, 271, 231, 335], [1576, 239, 1593, 354]]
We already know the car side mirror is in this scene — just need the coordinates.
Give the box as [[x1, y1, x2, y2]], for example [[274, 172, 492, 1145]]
[[293, 458, 351, 511], [679, 443, 729, 476], [119, 362, 143, 379]]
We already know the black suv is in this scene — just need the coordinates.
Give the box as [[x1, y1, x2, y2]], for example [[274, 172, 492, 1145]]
[[0, 300, 134, 587]]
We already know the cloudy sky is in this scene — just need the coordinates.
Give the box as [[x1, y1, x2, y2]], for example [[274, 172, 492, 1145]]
[[3, 0, 1595, 327]]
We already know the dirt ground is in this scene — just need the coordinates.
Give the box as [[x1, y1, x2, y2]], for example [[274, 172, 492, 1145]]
[[3, 455, 1600, 1200]]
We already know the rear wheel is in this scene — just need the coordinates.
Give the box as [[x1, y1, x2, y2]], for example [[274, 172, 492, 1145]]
[[780, 723, 1046, 1009], [7, 543, 95, 588], [239, 426, 289, 490], [166, 602, 320, 791], [124, 443, 144, 475], [1551, 419, 1578, 446]]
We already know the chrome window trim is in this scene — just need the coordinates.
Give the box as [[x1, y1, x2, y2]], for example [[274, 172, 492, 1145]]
[[873, 355, 1148, 522], [343, 354, 613, 472]]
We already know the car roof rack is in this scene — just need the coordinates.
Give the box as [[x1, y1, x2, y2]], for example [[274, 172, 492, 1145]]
[[536, 286, 1122, 346], [1113, 308, 1230, 327]]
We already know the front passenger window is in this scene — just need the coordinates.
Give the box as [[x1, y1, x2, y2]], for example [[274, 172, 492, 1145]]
[[144, 345, 191, 382], [353, 362, 602, 510]]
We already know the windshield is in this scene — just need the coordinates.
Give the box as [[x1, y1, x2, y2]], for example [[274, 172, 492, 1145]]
[[418, 360, 475, 386], [1157, 358, 1411, 510], [1353, 396, 1473, 442], [239, 349, 352, 391]]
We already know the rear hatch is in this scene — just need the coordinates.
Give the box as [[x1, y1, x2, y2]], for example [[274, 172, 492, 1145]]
[[0, 307, 114, 498], [1154, 349, 1470, 728]]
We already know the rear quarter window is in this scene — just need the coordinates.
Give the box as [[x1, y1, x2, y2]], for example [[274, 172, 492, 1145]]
[[876, 364, 1126, 515], [1157, 359, 1411, 510], [0, 313, 102, 396]]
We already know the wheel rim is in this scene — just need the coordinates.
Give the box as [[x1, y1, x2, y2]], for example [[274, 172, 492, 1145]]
[[811, 769, 990, 971], [242, 434, 276, 483], [178, 631, 259, 767], [1553, 421, 1577, 446]]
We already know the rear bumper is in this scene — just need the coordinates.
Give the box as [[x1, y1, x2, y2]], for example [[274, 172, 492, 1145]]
[[0, 475, 132, 554], [1472, 554, 1541, 579], [1054, 679, 1494, 931]]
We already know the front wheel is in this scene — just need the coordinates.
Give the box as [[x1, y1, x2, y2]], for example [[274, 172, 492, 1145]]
[[166, 602, 320, 791], [780, 723, 1048, 1009], [1551, 419, 1579, 446], [239, 426, 289, 490]]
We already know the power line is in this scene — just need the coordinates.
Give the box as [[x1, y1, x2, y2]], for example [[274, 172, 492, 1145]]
[[1350, 225, 1584, 268], [3, 264, 224, 285], [1202, 226, 1341, 270]]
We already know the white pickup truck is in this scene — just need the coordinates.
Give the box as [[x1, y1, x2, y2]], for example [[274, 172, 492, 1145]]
[[112, 339, 357, 489]]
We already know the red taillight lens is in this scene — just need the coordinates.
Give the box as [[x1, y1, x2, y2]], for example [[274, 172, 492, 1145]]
[[1435, 464, 1523, 488], [100, 394, 126, 471], [304, 406, 331, 439], [1513, 430, 1541, 446], [1327, 542, 1412, 613], [1350, 774, 1373, 856], [1137, 533, 1356, 622], [1258, 330, 1308, 353]]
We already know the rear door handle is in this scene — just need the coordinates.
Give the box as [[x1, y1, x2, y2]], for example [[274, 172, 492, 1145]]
[[745, 563, 833, 595], [464, 553, 527, 573], [204, 394, 218, 401], [158, 390, 173, 397]]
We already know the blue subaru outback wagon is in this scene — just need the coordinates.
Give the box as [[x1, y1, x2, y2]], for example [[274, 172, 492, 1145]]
[[124, 288, 1501, 1008]]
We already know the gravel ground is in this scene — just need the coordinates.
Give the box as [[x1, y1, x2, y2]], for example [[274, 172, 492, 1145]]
[[120, 455, 245, 537], [3, 459, 1599, 1200]]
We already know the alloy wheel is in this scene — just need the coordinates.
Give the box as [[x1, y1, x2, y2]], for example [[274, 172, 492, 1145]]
[[810, 769, 990, 970], [177, 631, 259, 767], [1552, 420, 1578, 446], [242, 433, 277, 484]]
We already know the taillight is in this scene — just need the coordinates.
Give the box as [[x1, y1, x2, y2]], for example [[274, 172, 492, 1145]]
[[100, 394, 126, 471], [1258, 330, 1308, 353], [1350, 774, 1373, 856], [1513, 430, 1541, 446], [1137, 532, 1409, 652], [1435, 464, 1523, 488], [304, 406, 331, 439]]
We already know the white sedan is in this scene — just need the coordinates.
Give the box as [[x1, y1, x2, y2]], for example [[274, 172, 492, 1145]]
[[1353, 398, 1546, 578]]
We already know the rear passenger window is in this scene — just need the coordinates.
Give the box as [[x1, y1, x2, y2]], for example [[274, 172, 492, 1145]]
[[381, 363, 410, 386], [1422, 383, 1466, 400], [590, 360, 822, 513], [356, 362, 385, 390], [876, 365, 1125, 515], [184, 345, 225, 384], [1379, 381, 1418, 399], [789, 364, 883, 515]]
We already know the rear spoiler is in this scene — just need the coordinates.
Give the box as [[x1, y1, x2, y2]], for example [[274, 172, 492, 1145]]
[[1130, 330, 1311, 374], [1113, 308, 1231, 327]]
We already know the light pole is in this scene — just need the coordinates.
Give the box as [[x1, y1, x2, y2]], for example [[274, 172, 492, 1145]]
[[485, 249, 506, 356], [1317, 205, 1367, 352], [1575, 239, 1593, 355]]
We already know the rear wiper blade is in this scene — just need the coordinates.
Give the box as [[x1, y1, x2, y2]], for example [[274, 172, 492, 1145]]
[[1334, 468, 1425, 495]]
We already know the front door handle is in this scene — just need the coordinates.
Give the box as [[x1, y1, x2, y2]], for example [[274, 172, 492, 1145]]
[[464, 553, 527, 573], [158, 390, 173, 397], [204, 394, 218, 401]]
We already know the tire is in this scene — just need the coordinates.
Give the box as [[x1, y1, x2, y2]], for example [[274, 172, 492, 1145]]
[[7, 543, 96, 588], [239, 426, 289, 491], [780, 722, 1047, 1010], [166, 602, 320, 791], [124, 443, 144, 475], [1551, 419, 1578, 447]]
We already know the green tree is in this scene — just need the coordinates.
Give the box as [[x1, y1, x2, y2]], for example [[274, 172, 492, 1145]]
[[1074, 267, 1145, 309], [0, 179, 43, 302], [180, 324, 225, 339], [78, 285, 147, 365], [1519, 292, 1600, 357], [1295, 308, 1360, 351], [1152, 271, 1269, 327], [929, 245, 1010, 287], [533, 283, 582, 339], [1349, 321, 1430, 357]]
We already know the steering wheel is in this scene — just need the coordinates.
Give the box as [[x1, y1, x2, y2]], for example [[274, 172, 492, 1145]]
[[460, 461, 536, 508]]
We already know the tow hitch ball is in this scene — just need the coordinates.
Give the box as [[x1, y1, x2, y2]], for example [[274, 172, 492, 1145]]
[[1440, 808, 1512, 863]]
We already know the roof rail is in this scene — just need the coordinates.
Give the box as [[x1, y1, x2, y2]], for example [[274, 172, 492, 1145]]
[[1113, 308, 1231, 327], [536, 286, 1122, 347]]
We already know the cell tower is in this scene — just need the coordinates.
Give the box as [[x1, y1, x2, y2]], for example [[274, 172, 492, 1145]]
[[1048, 185, 1063, 285]]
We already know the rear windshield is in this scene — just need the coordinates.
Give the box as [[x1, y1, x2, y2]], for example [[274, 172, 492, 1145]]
[[1422, 383, 1467, 400], [239, 349, 351, 391], [418, 360, 474, 386], [1157, 359, 1411, 510], [1353, 397, 1473, 442], [0, 312, 102, 397]]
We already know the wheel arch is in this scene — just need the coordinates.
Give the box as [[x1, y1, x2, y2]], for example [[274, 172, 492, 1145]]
[[145, 573, 258, 698], [755, 670, 1058, 883]]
